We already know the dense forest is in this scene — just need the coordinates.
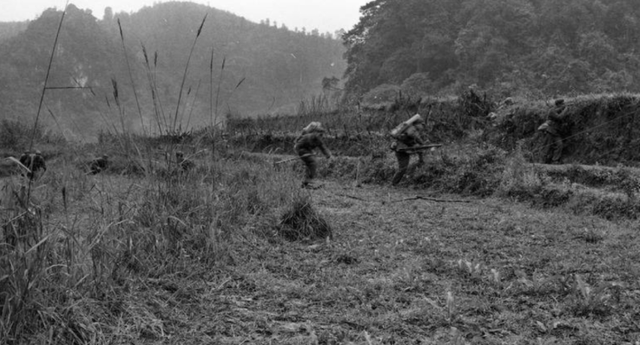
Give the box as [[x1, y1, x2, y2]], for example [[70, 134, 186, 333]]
[[344, 0, 640, 102], [0, 2, 346, 140]]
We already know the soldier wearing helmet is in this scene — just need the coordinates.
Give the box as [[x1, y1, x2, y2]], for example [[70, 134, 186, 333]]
[[88, 154, 109, 175], [19, 150, 46, 180], [390, 114, 426, 186], [294, 122, 332, 188], [539, 99, 568, 164]]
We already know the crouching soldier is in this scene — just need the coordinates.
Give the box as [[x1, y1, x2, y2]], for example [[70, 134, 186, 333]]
[[294, 122, 332, 188], [19, 150, 46, 180], [88, 154, 109, 175], [538, 99, 568, 164], [390, 114, 427, 186]]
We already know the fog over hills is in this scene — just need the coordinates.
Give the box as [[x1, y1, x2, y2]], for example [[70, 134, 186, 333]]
[[0, 2, 346, 141]]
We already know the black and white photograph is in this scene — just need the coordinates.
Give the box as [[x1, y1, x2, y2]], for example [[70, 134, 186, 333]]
[[1, 0, 640, 344]]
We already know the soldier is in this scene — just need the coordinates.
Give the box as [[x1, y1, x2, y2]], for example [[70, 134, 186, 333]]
[[390, 115, 426, 186], [19, 150, 46, 180], [88, 154, 109, 175], [294, 122, 332, 188], [176, 151, 195, 172], [539, 99, 568, 164]]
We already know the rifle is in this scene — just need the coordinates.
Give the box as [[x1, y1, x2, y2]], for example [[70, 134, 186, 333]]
[[388, 195, 471, 203], [6, 156, 30, 173], [273, 153, 314, 165], [396, 143, 442, 152]]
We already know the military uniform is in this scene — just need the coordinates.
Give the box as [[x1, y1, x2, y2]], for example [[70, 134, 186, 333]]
[[294, 123, 331, 187], [542, 99, 567, 164], [89, 154, 109, 174], [391, 122, 425, 186], [19, 150, 46, 180]]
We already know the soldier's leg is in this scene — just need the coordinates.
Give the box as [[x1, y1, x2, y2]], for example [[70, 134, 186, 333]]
[[301, 155, 316, 185], [392, 151, 410, 185], [543, 133, 554, 164], [551, 135, 563, 163]]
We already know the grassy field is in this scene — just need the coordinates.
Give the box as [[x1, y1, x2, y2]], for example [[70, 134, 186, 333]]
[[2, 138, 640, 344]]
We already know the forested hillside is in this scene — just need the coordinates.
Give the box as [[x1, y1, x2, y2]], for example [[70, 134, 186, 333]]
[[0, 2, 346, 141], [344, 0, 640, 101], [0, 22, 28, 41]]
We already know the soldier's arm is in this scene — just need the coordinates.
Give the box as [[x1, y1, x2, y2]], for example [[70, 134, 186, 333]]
[[558, 107, 568, 118], [316, 137, 332, 158], [38, 157, 47, 170], [407, 127, 425, 145], [548, 107, 567, 121]]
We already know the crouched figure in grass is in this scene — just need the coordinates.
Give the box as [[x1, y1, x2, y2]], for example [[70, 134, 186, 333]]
[[88, 154, 109, 175], [294, 122, 332, 188], [390, 115, 426, 186], [176, 151, 195, 172], [19, 150, 47, 180]]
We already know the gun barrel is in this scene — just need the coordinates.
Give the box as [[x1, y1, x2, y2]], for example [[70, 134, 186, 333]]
[[274, 153, 314, 165], [397, 144, 442, 152]]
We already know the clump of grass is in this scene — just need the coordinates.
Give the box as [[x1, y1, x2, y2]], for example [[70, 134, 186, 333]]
[[574, 227, 606, 244], [278, 197, 332, 241], [570, 274, 616, 317], [496, 144, 545, 197]]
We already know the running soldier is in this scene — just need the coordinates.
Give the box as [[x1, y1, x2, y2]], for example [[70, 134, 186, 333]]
[[294, 122, 332, 188], [390, 115, 426, 186]]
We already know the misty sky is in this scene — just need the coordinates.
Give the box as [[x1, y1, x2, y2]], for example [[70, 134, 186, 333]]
[[1, 0, 368, 34]]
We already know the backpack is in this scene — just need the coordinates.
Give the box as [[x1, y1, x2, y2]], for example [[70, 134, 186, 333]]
[[390, 114, 423, 139]]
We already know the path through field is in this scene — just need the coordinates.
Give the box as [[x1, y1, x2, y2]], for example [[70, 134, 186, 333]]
[[130, 178, 640, 344]]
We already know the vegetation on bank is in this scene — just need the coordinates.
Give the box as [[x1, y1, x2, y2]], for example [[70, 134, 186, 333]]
[[228, 91, 640, 166]]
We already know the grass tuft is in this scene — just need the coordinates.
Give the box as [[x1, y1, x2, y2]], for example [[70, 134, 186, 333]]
[[278, 197, 332, 241]]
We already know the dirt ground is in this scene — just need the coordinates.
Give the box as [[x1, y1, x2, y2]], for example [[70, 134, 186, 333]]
[[123, 178, 640, 345]]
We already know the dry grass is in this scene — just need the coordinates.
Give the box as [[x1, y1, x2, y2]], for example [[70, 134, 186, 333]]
[[278, 196, 332, 241], [0, 140, 304, 344], [3, 126, 640, 343]]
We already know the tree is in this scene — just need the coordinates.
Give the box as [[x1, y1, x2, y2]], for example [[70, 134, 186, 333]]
[[341, 0, 640, 98]]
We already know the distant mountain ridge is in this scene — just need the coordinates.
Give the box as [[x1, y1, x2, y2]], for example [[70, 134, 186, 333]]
[[0, 2, 346, 141]]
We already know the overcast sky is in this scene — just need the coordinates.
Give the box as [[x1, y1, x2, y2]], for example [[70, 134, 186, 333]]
[[1, 0, 368, 34]]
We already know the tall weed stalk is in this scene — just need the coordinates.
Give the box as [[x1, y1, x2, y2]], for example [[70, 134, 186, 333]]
[[117, 18, 146, 136], [172, 14, 207, 133]]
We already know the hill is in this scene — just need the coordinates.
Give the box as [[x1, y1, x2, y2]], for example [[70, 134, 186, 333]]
[[342, 0, 640, 101], [0, 22, 27, 41], [0, 2, 346, 141]]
